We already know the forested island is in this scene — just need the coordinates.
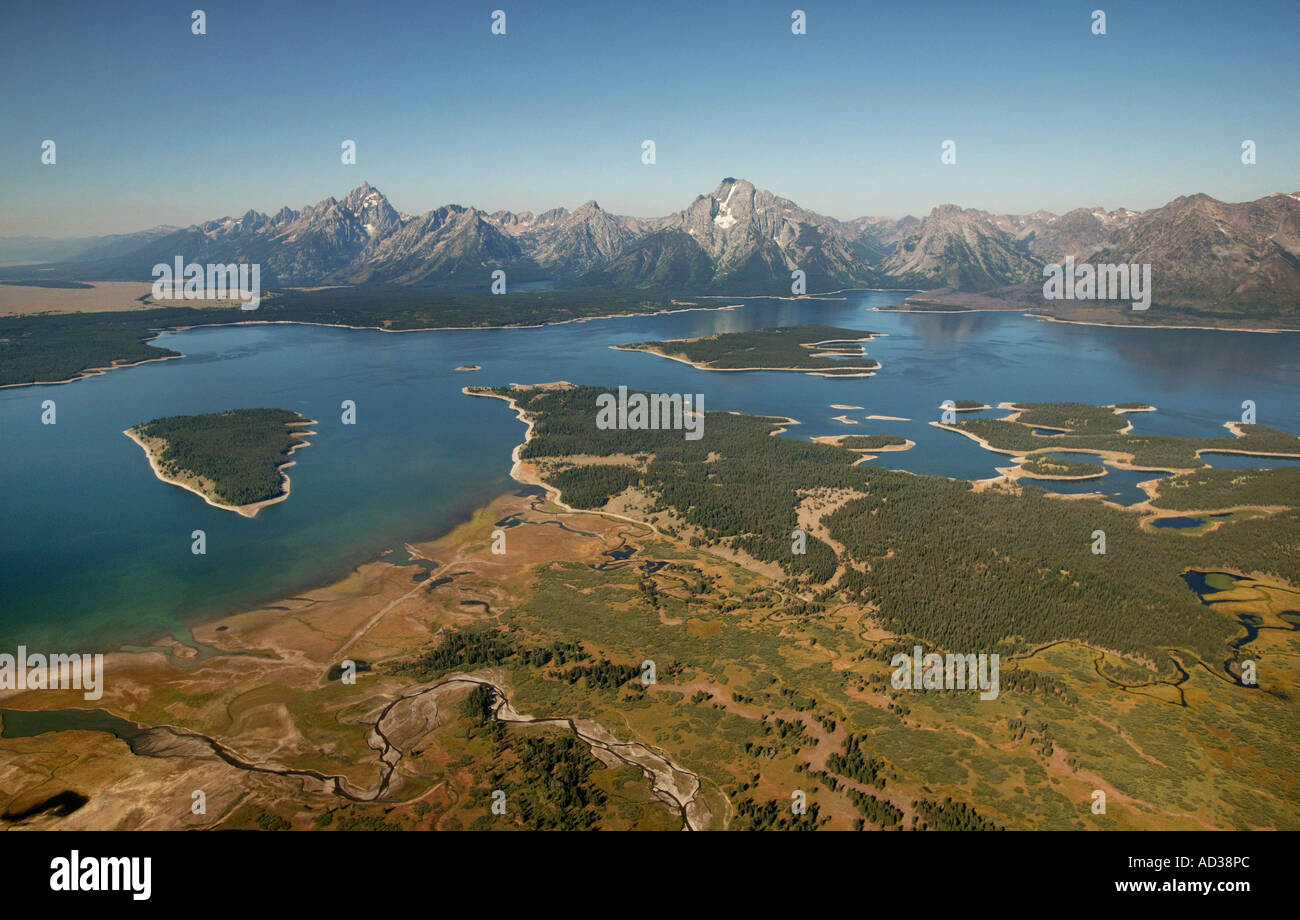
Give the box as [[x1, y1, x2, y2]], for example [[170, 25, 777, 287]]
[[616, 325, 880, 376], [124, 408, 315, 515], [823, 434, 912, 451], [1017, 455, 1107, 480]]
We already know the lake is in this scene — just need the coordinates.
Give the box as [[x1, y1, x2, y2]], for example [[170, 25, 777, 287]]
[[2, 290, 1298, 649]]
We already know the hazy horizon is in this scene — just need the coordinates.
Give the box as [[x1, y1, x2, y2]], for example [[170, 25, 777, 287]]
[[3, 0, 1297, 236], [7, 179, 1300, 245]]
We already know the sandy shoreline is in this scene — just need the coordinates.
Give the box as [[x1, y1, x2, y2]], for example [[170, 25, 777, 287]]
[[1, 300, 748, 391], [0, 352, 184, 390], [879, 301, 1299, 335], [926, 419, 1200, 473], [1025, 312, 1300, 335], [930, 406, 1300, 490], [1009, 462, 1107, 482], [12, 288, 1294, 394], [695, 287, 917, 300], [611, 344, 878, 376], [811, 435, 916, 456], [124, 416, 316, 517], [461, 384, 664, 535]]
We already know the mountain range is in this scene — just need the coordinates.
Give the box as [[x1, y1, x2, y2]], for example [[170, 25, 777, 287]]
[[6, 179, 1299, 318]]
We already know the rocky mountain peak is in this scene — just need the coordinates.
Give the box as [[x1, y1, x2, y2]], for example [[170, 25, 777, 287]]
[[64, 180, 1300, 310]]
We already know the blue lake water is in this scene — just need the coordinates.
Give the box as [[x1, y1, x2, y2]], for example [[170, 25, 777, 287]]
[[1153, 516, 1206, 529], [1008, 451, 1170, 506], [1201, 452, 1300, 469], [2, 291, 1299, 649]]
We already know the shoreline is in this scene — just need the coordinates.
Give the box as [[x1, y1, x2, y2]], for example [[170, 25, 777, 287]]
[[611, 336, 880, 376], [811, 434, 916, 453], [696, 287, 919, 300], [37, 378, 1300, 665], [461, 385, 664, 535], [1010, 461, 1108, 482], [927, 420, 1197, 474], [165, 298, 747, 335], [123, 417, 316, 517], [10, 288, 1296, 394], [931, 409, 1300, 482], [1026, 312, 1300, 335], [0, 300, 748, 391], [878, 302, 1299, 335], [461, 384, 800, 520], [12, 292, 1300, 667], [0, 351, 183, 390]]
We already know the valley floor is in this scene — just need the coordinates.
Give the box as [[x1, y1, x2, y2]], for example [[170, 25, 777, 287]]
[[2, 478, 1295, 830]]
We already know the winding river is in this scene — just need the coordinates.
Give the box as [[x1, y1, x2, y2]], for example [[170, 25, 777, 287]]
[[1, 670, 712, 830]]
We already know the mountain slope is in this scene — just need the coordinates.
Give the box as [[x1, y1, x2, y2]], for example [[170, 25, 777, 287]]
[[586, 178, 878, 291], [486, 201, 647, 277], [581, 229, 715, 288], [14, 181, 1300, 320], [1091, 193, 1300, 314], [353, 205, 529, 285], [883, 205, 1041, 291]]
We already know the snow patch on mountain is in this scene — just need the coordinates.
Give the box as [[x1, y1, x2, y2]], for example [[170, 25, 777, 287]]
[[713, 183, 738, 229]]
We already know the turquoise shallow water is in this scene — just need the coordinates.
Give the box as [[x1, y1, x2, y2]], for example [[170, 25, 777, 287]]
[[2, 291, 1298, 649]]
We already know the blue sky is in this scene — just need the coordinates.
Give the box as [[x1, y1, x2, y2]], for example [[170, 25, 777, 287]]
[[2, 0, 1297, 236]]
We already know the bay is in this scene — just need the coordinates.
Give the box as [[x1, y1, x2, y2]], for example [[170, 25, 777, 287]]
[[2, 290, 1297, 649]]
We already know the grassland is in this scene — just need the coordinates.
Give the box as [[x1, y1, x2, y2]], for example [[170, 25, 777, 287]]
[[2, 475, 1296, 832], [4, 391, 1298, 832]]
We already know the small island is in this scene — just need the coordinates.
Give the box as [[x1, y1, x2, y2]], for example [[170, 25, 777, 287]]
[[455, 364, 481, 372], [934, 400, 1300, 472], [824, 434, 913, 452], [1017, 455, 1107, 480], [615, 325, 879, 376], [811, 433, 915, 463], [124, 408, 315, 516]]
